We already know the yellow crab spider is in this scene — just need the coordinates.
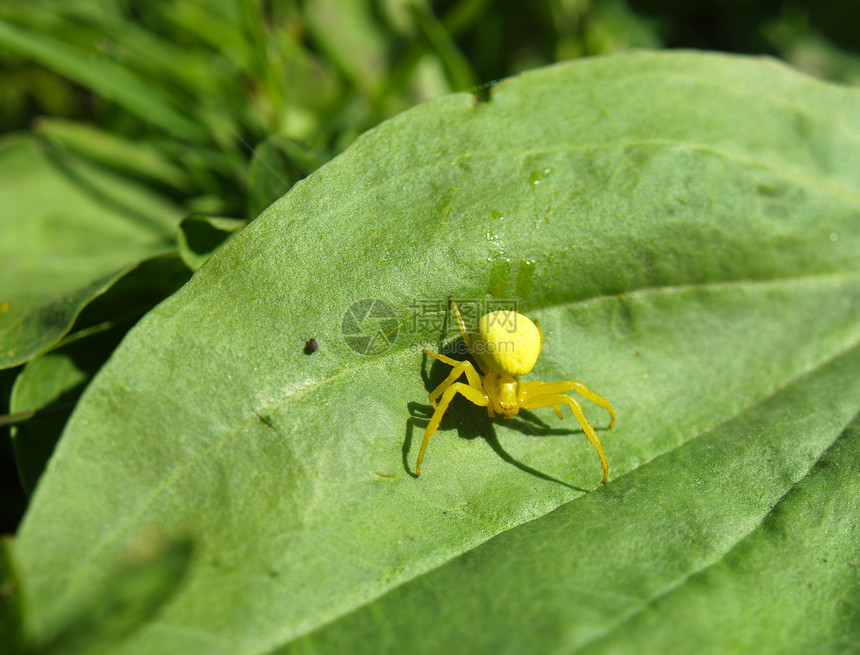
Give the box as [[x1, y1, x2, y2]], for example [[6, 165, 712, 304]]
[[416, 297, 616, 483]]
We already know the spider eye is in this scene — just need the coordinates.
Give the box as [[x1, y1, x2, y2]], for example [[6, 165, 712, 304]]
[[474, 310, 542, 376]]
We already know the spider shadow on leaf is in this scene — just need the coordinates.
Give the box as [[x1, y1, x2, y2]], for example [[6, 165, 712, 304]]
[[403, 337, 589, 491]]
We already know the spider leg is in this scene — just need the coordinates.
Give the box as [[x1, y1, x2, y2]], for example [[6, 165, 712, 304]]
[[523, 380, 615, 427], [424, 350, 463, 367], [423, 349, 483, 407], [520, 392, 610, 484], [520, 381, 564, 419], [522, 382, 564, 419], [416, 382, 488, 476], [448, 296, 473, 348]]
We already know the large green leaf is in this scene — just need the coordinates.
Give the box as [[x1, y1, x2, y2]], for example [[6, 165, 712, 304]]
[[12, 51, 860, 654], [0, 135, 182, 368]]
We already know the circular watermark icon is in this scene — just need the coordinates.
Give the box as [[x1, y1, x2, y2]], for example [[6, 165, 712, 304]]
[[342, 298, 399, 356]]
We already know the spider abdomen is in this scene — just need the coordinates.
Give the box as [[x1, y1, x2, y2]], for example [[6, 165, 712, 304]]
[[473, 310, 542, 377]]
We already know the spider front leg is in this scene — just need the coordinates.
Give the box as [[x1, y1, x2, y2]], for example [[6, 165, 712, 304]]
[[520, 391, 610, 484], [522, 380, 615, 427], [423, 349, 483, 407], [416, 381, 488, 476]]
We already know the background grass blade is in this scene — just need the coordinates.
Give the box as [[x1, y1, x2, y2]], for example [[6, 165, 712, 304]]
[[0, 18, 207, 140]]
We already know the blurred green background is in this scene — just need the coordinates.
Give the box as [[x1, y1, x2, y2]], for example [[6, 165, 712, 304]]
[[1, 0, 859, 535]]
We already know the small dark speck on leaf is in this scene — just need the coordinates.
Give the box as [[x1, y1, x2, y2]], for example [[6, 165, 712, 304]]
[[304, 338, 319, 354]]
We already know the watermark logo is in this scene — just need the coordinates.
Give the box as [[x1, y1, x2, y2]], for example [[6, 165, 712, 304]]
[[342, 297, 519, 356], [341, 298, 399, 356]]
